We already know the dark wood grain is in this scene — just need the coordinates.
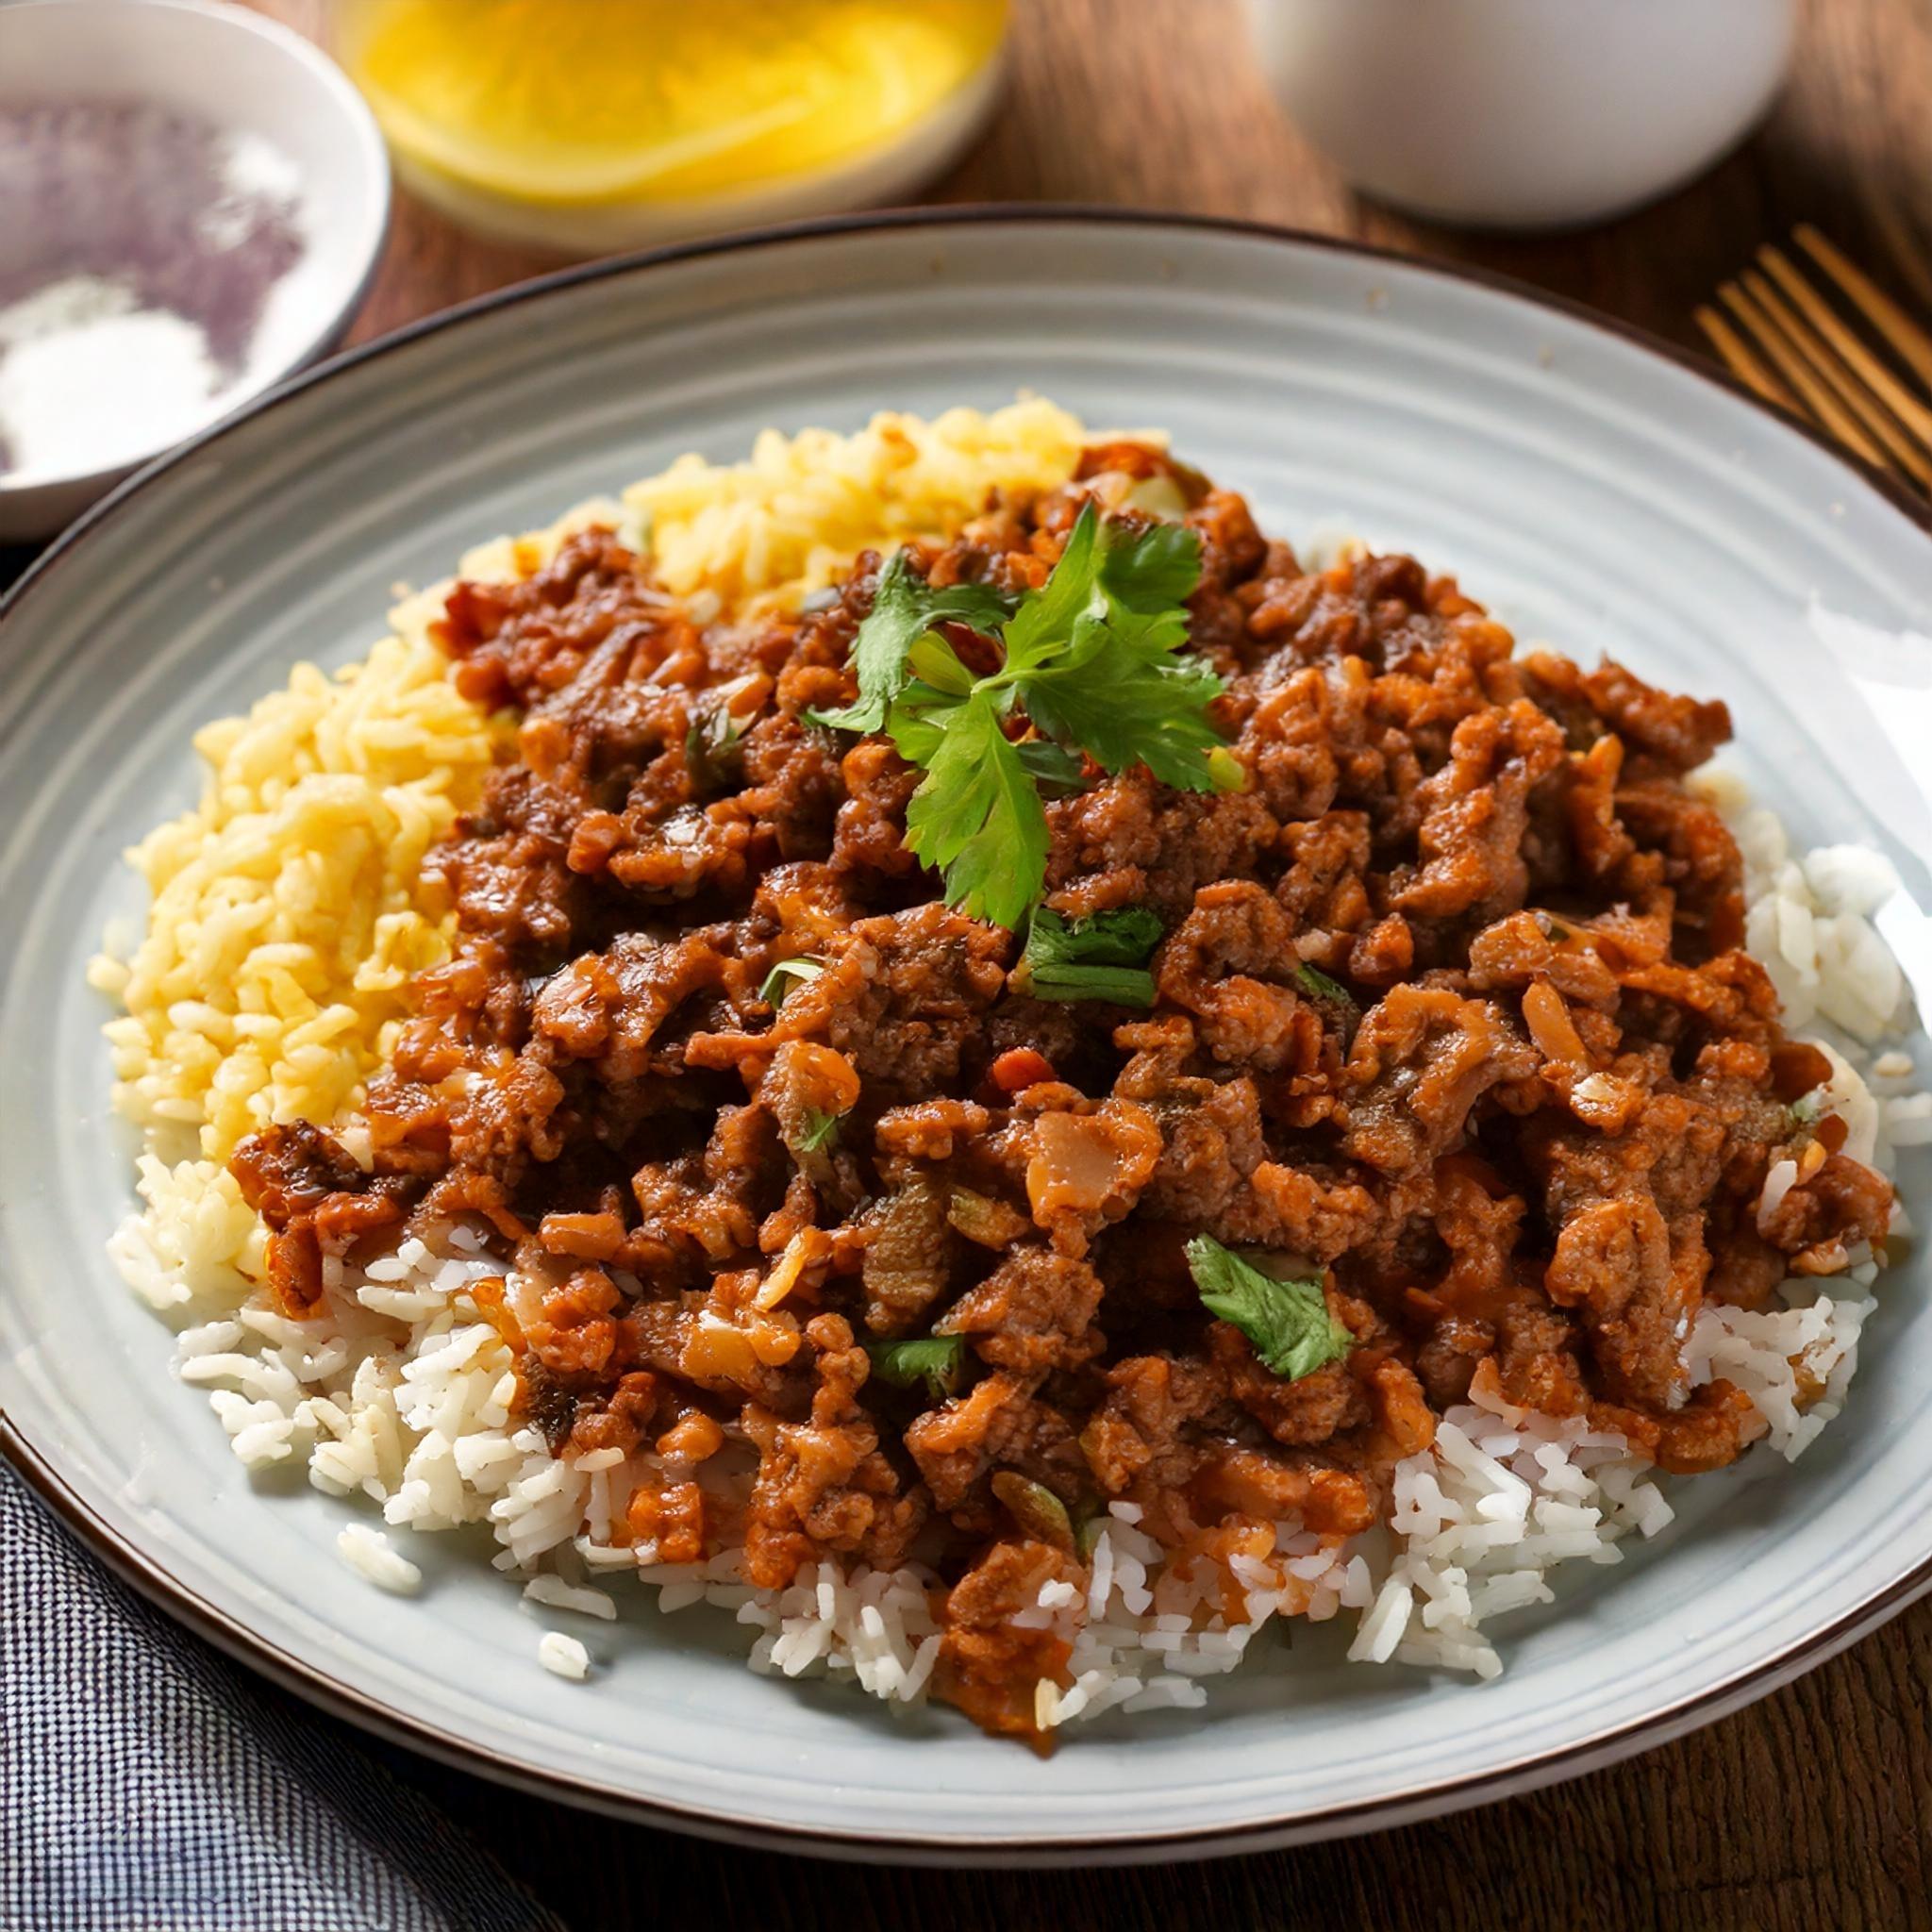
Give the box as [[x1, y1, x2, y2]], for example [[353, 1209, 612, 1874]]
[[203, 4, 1932, 1925]]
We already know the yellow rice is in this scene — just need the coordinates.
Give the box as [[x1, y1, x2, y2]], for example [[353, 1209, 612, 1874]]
[[625, 397, 1086, 605], [89, 637, 508, 1161], [97, 404, 1088, 1301]]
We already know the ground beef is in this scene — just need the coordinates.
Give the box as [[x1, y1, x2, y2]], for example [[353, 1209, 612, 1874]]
[[231, 456, 1894, 1743]]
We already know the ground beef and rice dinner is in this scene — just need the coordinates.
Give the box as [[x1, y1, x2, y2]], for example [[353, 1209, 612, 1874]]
[[93, 400, 1929, 1743]]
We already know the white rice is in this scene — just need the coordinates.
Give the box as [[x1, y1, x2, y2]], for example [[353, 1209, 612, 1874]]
[[335, 1523, 422, 1596], [537, 1631, 591, 1681], [523, 1575, 618, 1622], [1710, 771, 1910, 1044], [1348, 1380, 1676, 1682]]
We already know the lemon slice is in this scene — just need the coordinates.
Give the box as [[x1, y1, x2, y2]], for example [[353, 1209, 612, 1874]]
[[336, 0, 1008, 208]]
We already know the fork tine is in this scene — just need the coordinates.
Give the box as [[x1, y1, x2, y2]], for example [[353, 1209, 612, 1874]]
[[1747, 258, 1932, 483], [1694, 304, 1803, 415], [1860, 191, 1932, 317], [1796, 223, 1932, 395], [1718, 280, 1892, 472], [1758, 245, 1932, 452]]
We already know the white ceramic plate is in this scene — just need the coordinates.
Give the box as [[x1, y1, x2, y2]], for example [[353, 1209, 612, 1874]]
[[3, 212, 1930, 1862]]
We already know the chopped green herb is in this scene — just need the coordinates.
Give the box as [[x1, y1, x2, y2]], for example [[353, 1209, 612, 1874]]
[[798, 1107, 841, 1154], [863, 1334, 967, 1402], [1185, 1234, 1353, 1382], [1294, 961, 1355, 1007], [1294, 961, 1360, 1045], [1788, 1091, 1825, 1129], [818, 503, 1226, 929], [758, 957, 825, 1007], [684, 674, 765, 792], [1014, 906, 1164, 1006], [1206, 746, 1249, 793], [1031, 905, 1164, 968], [991, 1470, 1074, 1550], [805, 551, 1013, 735], [683, 706, 744, 793]]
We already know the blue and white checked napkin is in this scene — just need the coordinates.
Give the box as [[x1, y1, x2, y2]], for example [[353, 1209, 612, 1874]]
[[0, 1458, 567, 1932]]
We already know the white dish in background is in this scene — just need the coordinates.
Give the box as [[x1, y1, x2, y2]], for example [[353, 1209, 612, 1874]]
[[1244, 0, 1798, 231], [0, 0, 390, 540], [0, 212, 1928, 1860]]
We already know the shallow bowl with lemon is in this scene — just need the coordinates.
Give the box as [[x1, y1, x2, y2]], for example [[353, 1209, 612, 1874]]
[[334, 0, 1008, 254]]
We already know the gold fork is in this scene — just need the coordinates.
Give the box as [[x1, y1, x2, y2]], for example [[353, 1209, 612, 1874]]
[[1694, 223, 1932, 496]]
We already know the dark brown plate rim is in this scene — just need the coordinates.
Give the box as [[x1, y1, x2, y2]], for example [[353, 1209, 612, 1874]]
[[4, 204, 1931, 1864]]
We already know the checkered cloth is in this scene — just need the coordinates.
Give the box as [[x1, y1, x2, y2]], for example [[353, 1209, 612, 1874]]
[[0, 1458, 567, 1932]]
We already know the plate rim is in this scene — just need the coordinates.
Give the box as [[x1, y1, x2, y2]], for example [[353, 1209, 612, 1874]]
[[5, 204, 1931, 1863]]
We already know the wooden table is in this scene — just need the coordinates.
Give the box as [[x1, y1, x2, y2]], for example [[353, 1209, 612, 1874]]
[[157, 2, 1932, 1924]]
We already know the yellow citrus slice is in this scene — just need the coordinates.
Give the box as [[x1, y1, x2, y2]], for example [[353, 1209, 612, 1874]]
[[335, 0, 1008, 207]]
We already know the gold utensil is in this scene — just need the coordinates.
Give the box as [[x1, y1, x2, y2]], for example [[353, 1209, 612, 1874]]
[[1695, 224, 1932, 496]]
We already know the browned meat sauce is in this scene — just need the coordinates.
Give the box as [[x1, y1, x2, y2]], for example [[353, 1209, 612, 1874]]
[[231, 448, 1893, 1741]]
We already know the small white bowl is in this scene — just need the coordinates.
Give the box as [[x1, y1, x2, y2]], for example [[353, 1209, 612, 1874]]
[[1244, 0, 1798, 232], [0, 0, 391, 541]]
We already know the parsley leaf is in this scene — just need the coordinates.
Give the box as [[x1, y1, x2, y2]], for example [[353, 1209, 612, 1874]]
[[864, 1335, 967, 1401], [905, 630, 976, 696], [999, 504, 1105, 675], [878, 680, 956, 767], [1014, 740, 1088, 795], [807, 551, 1010, 735], [1102, 513, 1203, 616], [798, 1107, 841, 1153], [900, 689, 1050, 932], [1015, 906, 1163, 1006], [1016, 644, 1225, 791], [1185, 1235, 1353, 1382]]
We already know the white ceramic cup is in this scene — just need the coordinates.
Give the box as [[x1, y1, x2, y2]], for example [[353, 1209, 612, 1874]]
[[1244, 0, 1799, 231]]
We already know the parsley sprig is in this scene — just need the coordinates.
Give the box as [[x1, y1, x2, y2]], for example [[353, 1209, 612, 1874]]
[[812, 505, 1225, 929]]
